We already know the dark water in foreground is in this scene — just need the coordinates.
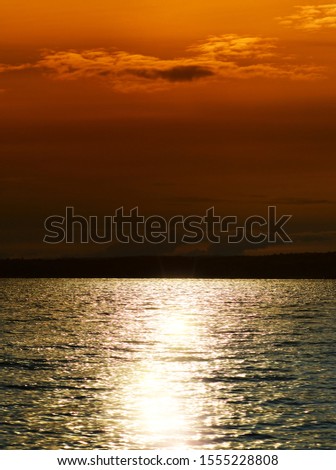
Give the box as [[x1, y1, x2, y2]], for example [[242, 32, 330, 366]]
[[0, 279, 335, 450]]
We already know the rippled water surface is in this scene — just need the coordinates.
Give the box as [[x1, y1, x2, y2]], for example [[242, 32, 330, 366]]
[[0, 279, 335, 449]]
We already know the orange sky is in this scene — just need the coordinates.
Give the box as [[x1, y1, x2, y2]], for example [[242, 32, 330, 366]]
[[1, 2, 298, 44], [0, 1, 335, 257]]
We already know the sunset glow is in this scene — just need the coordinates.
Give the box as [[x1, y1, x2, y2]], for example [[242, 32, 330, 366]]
[[1, 1, 335, 257]]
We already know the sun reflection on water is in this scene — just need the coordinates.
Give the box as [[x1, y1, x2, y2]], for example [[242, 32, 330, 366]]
[[115, 287, 208, 449], [99, 280, 235, 449], [137, 366, 187, 438], [127, 310, 198, 447]]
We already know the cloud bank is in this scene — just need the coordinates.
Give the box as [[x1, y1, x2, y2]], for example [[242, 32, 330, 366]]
[[0, 35, 325, 92], [278, 3, 336, 31]]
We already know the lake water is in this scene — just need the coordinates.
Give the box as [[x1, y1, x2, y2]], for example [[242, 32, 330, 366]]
[[0, 279, 335, 449]]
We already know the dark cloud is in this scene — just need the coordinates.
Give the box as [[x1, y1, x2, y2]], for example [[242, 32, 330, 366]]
[[125, 65, 214, 82], [155, 65, 215, 82]]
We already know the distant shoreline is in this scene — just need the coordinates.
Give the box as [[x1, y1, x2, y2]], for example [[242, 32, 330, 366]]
[[0, 253, 335, 279]]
